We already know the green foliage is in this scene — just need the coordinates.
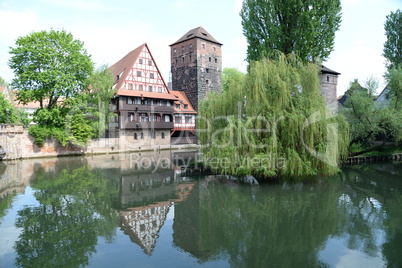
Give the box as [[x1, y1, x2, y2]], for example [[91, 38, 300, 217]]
[[198, 55, 349, 180], [9, 29, 94, 110], [385, 66, 402, 109], [240, 0, 342, 63], [383, 9, 402, 70], [221, 68, 246, 93], [0, 92, 18, 124], [342, 77, 402, 153]]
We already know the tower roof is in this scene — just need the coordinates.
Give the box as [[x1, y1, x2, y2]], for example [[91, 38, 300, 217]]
[[320, 65, 340, 75], [170, 26, 222, 46]]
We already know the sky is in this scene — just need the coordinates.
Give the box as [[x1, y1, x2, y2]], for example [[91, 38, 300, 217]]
[[0, 0, 401, 96]]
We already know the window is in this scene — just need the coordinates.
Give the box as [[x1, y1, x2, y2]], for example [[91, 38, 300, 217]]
[[327, 76, 330, 82], [164, 115, 171, 122], [139, 85, 143, 91], [206, 79, 210, 85], [151, 131, 155, 139], [182, 57, 184, 62], [215, 58, 217, 63], [150, 73, 154, 79], [141, 114, 148, 122], [129, 112, 136, 122], [181, 46, 184, 52], [202, 43, 205, 49], [175, 104, 180, 109], [148, 60, 152, 66], [161, 132, 165, 139], [148, 86, 153, 92], [127, 97, 133, 104], [162, 100, 167, 106], [209, 57, 211, 62], [140, 132, 144, 139], [183, 104, 188, 109], [189, 55, 192, 62], [189, 43, 193, 49], [134, 133, 138, 140], [175, 116, 182, 123], [137, 71, 142, 77], [158, 87, 162, 93], [206, 68, 209, 73], [128, 83, 133, 90], [174, 48, 177, 54], [139, 59, 143, 64], [185, 116, 192, 123], [213, 47, 216, 52], [134, 98, 141, 104]]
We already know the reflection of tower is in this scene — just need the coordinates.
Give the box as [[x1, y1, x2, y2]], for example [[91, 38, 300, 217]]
[[120, 203, 172, 255], [170, 26, 222, 110]]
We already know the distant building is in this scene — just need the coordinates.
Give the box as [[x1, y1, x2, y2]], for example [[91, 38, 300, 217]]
[[170, 26, 222, 111]]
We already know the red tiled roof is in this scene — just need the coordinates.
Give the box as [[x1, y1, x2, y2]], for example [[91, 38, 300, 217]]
[[116, 89, 178, 100], [170, 90, 196, 113]]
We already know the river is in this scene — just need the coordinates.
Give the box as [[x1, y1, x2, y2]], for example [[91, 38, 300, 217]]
[[0, 150, 401, 267]]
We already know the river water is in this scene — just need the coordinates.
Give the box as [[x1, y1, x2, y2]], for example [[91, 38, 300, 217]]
[[0, 150, 401, 268]]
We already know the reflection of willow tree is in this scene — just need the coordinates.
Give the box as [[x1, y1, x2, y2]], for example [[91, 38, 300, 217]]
[[340, 163, 402, 267], [173, 179, 342, 267], [14, 165, 119, 268], [0, 194, 16, 224]]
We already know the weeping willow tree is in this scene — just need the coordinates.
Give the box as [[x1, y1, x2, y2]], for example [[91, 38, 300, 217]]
[[198, 55, 349, 181]]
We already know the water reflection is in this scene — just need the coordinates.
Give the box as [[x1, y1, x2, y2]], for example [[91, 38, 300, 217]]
[[0, 153, 401, 267]]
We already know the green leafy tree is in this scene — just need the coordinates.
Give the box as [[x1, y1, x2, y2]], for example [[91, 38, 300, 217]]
[[342, 78, 402, 155], [8, 29, 94, 111], [383, 9, 402, 70], [240, 0, 342, 63], [221, 68, 246, 93], [384, 66, 402, 109], [0, 92, 18, 124], [198, 54, 349, 181]]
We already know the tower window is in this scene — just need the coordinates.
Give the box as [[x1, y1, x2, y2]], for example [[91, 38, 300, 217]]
[[182, 57, 185, 62], [182, 46, 184, 52], [161, 132, 165, 139], [215, 58, 217, 63], [134, 133, 138, 140], [174, 48, 177, 54], [327, 76, 330, 82], [206, 68, 209, 73], [189, 43, 193, 49], [206, 79, 210, 85], [213, 47, 216, 52], [209, 57, 211, 62], [202, 44, 205, 49]]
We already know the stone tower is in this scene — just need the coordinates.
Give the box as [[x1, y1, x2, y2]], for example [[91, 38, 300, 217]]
[[170, 26, 222, 110], [319, 65, 340, 112]]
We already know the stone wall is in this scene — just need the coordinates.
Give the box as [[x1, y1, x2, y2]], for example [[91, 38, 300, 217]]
[[0, 125, 195, 161]]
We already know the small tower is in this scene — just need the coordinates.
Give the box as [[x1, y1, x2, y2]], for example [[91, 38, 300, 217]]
[[170, 26, 222, 110], [320, 65, 340, 112]]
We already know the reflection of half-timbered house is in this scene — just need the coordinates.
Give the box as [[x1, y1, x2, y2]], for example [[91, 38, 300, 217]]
[[109, 43, 175, 148]]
